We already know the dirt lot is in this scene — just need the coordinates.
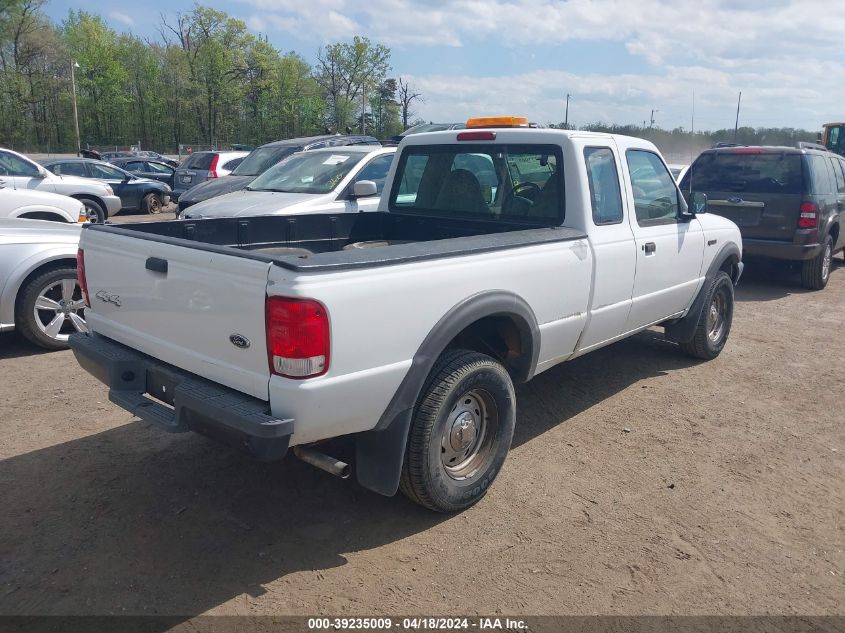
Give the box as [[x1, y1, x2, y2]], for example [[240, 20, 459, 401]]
[[0, 229, 843, 619]]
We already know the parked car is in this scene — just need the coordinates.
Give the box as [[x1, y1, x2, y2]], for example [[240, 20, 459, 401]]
[[182, 147, 396, 219], [0, 148, 120, 223], [107, 157, 177, 189], [176, 134, 381, 215], [71, 118, 743, 512], [0, 218, 85, 349], [668, 163, 689, 182], [171, 151, 249, 202], [41, 158, 172, 215], [133, 151, 179, 168], [680, 145, 845, 289], [0, 187, 86, 223]]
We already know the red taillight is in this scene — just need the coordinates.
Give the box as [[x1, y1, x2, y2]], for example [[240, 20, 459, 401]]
[[76, 248, 90, 307], [208, 154, 220, 178], [798, 201, 818, 228], [266, 297, 330, 379], [457, 131, 497, 141]]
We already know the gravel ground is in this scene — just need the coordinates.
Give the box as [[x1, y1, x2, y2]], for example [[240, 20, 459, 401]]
[[0, 243, 843, 619]]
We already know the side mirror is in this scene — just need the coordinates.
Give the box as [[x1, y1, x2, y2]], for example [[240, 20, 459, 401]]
[[352, 180, 377, 198], [690, 191, 707, 215]]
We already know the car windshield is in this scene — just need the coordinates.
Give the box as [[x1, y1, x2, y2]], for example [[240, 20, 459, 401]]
[[247, 151, 365, 194], [232, 146, 300, 177]]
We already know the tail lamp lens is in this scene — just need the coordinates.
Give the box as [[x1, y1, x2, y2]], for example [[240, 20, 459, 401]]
[[798, 202, 818, 228], [266, 297, 330, 378], [76, 249, 90, 307]]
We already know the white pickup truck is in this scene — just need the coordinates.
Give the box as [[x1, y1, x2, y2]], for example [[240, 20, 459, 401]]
[[70, 118, 743, 512]]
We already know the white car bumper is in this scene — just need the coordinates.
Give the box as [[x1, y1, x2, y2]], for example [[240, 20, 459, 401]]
[[103, 195, 122, 216]]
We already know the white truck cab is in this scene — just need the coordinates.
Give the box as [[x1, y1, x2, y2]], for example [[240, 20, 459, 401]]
[[70, 116, 742, 512]]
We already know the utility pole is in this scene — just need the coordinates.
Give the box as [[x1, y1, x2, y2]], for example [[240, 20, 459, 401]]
[[650, 108, 658, 128], [70, 61, 81, 156], [691, 89, 695, 136], [564, 93, 571, 129], [362, 82, 366, 135], [733, 91, 742, 142]]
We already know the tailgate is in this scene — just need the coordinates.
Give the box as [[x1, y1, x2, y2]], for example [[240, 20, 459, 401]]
[[708, 192, 802, 240], [81, 228, 274, 400]]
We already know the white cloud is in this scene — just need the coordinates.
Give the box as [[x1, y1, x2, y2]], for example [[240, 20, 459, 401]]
[[234, 0, 845, 129], [109, 11, 135, 26]]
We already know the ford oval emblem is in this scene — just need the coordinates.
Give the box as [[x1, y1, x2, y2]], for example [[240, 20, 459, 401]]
[[229, 333, 251, 349]]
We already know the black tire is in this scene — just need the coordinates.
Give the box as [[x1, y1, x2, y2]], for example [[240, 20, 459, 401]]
[[142, 192, 163, 215], [15, 267, 86, 350], [801, 235, 832, 290], [679, 271, 734, 360], [399, 349, 516, 513], [78, 197, 106, 223]]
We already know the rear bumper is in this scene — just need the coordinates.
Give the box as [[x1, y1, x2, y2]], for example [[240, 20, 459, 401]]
[[742, 237, 822, 261], [69, 332, 294, 461]]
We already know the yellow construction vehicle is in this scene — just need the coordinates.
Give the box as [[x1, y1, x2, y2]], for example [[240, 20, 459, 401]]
[[821, 122, 845, 156]]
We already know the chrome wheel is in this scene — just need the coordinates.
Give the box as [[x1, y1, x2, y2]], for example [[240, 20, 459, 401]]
[[440, 388, 498, 480], [706, 289, 727, 343], [33, 278, 88, 342]]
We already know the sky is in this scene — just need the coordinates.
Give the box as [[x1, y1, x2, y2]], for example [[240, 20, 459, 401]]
[[43, 0, 845, 132]]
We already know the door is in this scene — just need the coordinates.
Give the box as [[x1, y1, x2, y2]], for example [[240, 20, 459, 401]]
[[624, 149, 704, 331], [0, 150, 43, 191], [346, 153, 394, 212], [88, 162, 134, 209], [576, 146, 637, 352]]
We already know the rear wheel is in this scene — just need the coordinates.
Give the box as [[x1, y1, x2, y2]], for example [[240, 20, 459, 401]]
[[15, 267, 88, 350], [679, 271, 734, 360], [399, 349, 516, 513], [801, 235, 832, 290], [78, 197, 105, 223], [142, 192, 163, 214]]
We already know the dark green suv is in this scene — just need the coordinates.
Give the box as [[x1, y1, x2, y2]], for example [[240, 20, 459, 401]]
[[681, 145, 845, 289]]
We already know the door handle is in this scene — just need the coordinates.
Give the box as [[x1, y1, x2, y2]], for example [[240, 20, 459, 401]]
[[643, 242, 657, 254]]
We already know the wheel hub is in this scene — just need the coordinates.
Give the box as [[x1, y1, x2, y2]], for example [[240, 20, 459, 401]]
[[449, 412, 478, 452]]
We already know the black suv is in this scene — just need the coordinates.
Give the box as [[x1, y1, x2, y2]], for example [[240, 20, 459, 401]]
[[176, 134, 380, 215], [680, 145, 845, 289]]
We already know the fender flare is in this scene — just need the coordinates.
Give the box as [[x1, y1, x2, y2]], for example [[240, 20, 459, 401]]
[[664, 241, 741, 344], [355, 290, 540, 497]]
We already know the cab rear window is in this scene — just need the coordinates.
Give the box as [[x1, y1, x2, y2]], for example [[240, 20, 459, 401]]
[[681, 152, 803, 194], [389, 144, 564, 223]]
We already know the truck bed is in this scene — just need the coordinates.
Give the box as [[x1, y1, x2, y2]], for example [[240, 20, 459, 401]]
[[92, 212, 586, 272]]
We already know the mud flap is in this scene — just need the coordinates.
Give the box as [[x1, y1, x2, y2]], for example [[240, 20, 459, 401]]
[[355, 412, 412, 496]]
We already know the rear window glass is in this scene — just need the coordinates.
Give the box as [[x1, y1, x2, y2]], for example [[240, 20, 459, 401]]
[[681, 152, 803, 194], [389, 144, 563, 224], [182, 152, 215, 170]]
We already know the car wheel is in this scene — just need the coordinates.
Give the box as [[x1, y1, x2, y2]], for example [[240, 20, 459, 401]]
[[15, 267, 88, 350], [143, 192, 163, 215], [399, 349, 516, 513], [679, 271, 734, 360], [801, 235, 832, 290], [78, 198, 106, 223]]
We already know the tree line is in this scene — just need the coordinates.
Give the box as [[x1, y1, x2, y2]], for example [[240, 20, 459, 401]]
[[0, 0, 424, 153]]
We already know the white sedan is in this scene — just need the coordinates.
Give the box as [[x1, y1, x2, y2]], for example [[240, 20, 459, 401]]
[[182, 146, 396, 218], [0, 219, 86, 349], [0, 187, 86, 223]]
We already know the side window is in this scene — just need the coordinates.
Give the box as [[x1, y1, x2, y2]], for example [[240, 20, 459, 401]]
[[222, 157, 244, 170], [89, 163, 124, 179], [583, 147, 623, 225], [57, 162, 88, 177], [397, 154, 429, 200], [626, 150, 679, 225], [355, 154, 394, 194], [147, 162, 173, 175], [124, 161, 145, 171], [0, 151, 41, 177], [831, 158, 845, 194], [808, 155, 833, 194]]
